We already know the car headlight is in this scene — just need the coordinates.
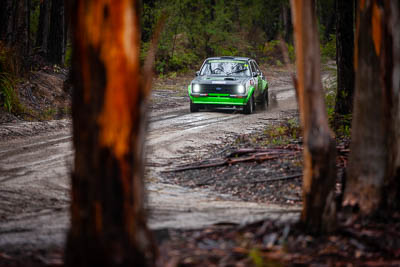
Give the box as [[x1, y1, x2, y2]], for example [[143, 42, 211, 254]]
[[193, 84, 200, 93], [237, 84, 245, 94]]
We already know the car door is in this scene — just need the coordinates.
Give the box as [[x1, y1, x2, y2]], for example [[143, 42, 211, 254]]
[[255, 61, 266, 95], [250, 61, 260, 98], [253, 61, 264, 81]]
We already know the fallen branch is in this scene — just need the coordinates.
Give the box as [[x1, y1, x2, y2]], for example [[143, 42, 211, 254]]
[[248, 174, 302, 184], [162, 153, 294, 172], [225, 148, 276, 157]]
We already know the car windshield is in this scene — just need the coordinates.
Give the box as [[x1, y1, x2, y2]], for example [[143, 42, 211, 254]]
[[200, 60, 251, 77]]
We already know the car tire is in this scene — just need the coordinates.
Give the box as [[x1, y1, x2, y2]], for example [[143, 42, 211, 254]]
[[190, 100, 200, 112], [243, 94, 254, 114]]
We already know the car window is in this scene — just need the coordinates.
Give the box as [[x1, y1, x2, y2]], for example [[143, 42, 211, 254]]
[[249, 61, 257, 74], [253, 61, 261, 73], [200, 60, 251, 77]]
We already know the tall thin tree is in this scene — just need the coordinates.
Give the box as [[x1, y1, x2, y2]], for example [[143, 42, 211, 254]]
[[290, 0, 337, 233], [344, 0, 400, 214], [335, 0, 354, 122], [48, 0, 65, 64], [65, 0, 157, 266], [36, 0, 51, 55]]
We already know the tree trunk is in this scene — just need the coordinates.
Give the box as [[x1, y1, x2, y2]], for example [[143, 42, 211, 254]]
[[290, 0, 337, 233], [47, 0, 64, 64], [26, 0, 30, 55], [343, 0, 399, 214], [36, 0, 51, 54], [0, 0, 12, 41], [281, 1, 293, 43], [65, 0, 157, 266], [63, 0, 68, 63], [12, 0, 28, 53], [334, 0, 354, 121], [1, 0, 29, 74], [383, 0, 400, 211]]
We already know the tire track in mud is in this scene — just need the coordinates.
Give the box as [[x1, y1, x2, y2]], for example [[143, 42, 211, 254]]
[[0, 75, 301, 252]]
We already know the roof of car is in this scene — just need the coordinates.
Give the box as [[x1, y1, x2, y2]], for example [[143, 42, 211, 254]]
[[206, 56, 252, 61]]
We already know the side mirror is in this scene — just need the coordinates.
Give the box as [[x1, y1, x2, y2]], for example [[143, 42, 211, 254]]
[[196, 71, 200, 76], [252, 72, 258, 77]]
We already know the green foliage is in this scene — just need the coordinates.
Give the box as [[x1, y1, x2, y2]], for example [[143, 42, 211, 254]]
[[41, 107, 57, 120], [64, 43, 72, 67], [335, 115, 352, 137], [323, 74, 352, 138], [287, 43, 295, 62], [324, 73, 337, 128], [141, 0, 295, 74], [0, 42, 20, 113], [0, 73, 16, 112], [321, 34, 336, 62], [316, 0, 336, 42], [30, 0, 42, 43], [262, 118, 301, 145], [141, 0, 336, 74], [249, 248, 264, 267]]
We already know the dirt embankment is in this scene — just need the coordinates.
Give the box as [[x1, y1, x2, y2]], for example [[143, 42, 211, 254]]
[[0, 67, 71, 124]]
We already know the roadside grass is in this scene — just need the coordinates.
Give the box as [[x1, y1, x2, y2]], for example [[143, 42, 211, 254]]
[[40, 108, 57, 120], [262, 118, 301, 146], [0, 72, 17, 112], [237, 117, 302, 147]]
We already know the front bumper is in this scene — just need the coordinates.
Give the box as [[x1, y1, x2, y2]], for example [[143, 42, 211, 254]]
[[190, 93, 248, 106]]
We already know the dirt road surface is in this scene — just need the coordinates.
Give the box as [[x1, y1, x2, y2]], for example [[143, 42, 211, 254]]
[[0, 69, 301, 253]]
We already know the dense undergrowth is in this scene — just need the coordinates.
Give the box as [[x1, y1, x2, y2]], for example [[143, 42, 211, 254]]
[[0, 42, 22, 114], [141, 0, 336, 75]]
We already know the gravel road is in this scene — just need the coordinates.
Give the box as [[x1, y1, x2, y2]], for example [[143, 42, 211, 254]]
[[0, 71, 301, 253]]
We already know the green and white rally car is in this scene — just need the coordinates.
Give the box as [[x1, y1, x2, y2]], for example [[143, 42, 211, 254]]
[[188, 56, 269, 114]]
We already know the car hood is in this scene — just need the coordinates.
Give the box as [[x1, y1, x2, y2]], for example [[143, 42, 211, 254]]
[[191, 76, 250, 85]]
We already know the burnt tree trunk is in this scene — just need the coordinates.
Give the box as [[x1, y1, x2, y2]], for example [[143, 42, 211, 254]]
[[0, 0, 12, 41], [383, 0, 400, 211], [47, 0, 65, 64], [344, 0, 399, 214], [11, 0, 28, 54], [335, 0, 354, 121], [65, 0, 157, 266], [290, 0, 337, 233], [36, 0, 51, 54]]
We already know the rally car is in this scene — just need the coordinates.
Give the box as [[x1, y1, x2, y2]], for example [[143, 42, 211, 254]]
[[188, 56, 268, 114]]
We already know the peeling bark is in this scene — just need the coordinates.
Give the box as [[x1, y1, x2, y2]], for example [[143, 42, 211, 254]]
[[382, 0, 400, 211], [290, 0, 337, 233], [65, 1, 156, 266], [343, 0, 399, 215]]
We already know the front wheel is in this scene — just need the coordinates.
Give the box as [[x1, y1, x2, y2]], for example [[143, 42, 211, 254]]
[[190, 100, 200, 112], [243, 94, 254, 114]]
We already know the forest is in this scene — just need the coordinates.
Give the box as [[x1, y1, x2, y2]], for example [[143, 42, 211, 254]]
[[0, 0, 399, 266]]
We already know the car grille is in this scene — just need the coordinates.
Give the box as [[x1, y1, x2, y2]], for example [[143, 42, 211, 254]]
[[199, 84, 236, 94]]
